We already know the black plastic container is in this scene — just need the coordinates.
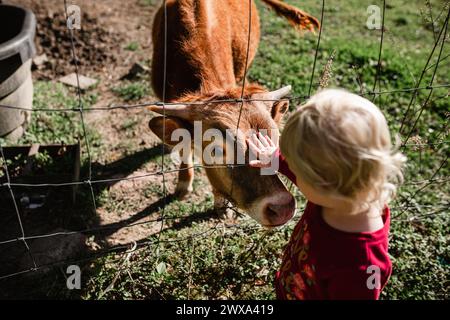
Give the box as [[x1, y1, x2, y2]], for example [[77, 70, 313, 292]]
[[0, 4, 36, 84], [0, 4, 36, 141]]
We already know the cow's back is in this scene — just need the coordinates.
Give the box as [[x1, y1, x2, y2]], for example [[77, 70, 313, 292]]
[[151, 0, 260, 101]]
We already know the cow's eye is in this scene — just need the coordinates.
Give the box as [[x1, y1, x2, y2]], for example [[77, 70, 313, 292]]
[[212, 146, 224, 157]]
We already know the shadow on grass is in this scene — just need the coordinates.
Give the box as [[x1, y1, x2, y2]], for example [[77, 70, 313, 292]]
[[0, 143, 219, 299]]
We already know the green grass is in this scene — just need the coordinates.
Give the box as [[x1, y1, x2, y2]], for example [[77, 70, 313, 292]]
[[140, 0, 159, 6], [125, 42, 140, 52], [85, 0, 447, 300], [112, 81, 150, 101], [7, 81, 99, 146], [2, 0, 448, 300], [0, 81, 102, 175]]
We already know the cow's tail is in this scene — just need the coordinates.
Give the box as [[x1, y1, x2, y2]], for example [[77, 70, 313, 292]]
[[260, 0, 320, 32]]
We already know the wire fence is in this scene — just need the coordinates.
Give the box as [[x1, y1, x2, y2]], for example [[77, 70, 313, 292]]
[[0, 0, 449, 289]]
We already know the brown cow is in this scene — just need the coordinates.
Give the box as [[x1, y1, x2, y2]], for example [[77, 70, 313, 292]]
[[148, 0, 319, 227]]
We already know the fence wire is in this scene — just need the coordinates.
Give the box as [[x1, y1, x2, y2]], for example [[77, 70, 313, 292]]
[[0, 0, 448, 286]]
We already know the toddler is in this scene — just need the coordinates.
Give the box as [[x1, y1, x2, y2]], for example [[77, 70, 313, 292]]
[[248, 89, 406, 300]]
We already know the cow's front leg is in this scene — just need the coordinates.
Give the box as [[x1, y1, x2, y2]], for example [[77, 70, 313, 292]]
[[174, 148, 194, 199]]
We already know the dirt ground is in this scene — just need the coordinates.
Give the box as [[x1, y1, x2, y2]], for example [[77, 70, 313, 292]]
[[5, 0, 153, 79]]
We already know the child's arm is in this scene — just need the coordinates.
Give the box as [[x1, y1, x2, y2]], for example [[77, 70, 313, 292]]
[[274, 148, 297, 184], [247, 133, 297, 184]]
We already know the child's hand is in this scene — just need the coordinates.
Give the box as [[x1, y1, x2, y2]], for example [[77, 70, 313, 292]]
[[247, 132, 278, 168]]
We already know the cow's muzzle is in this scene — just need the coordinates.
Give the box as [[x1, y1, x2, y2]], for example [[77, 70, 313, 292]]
[[260, 192, 296, 227]]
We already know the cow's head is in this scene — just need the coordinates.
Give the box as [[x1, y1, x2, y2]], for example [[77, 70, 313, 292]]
[[148, 85, 295, 227]]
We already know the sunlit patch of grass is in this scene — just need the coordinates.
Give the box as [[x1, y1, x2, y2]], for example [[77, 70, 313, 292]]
[[112, 81, 150, 101]]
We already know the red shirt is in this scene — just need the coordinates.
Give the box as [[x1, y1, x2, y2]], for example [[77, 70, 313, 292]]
[[275, 151, 392, 300]]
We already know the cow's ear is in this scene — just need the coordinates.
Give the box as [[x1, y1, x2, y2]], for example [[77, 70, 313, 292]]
[[270, 100, 289, 124], [251, 86, 291, 124], [148, 116, 191, 145]]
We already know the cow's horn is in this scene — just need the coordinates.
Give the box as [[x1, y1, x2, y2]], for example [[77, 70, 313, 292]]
[[147, 104, 191, 119], [253, 85, 292, 101], [268, 85, 292, 100]]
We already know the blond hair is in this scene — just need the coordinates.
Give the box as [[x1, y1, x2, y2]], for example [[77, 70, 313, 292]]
[[280, 89, 406, 206]]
